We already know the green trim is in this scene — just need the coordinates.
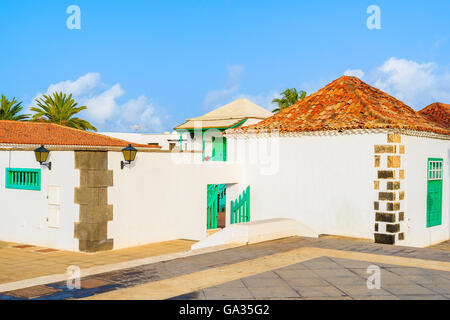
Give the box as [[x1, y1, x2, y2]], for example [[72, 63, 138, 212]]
[[5, 168, 41, 191], [179, 133, 183, 151], [207, 184, 218, 229], [202, 131, 205, 161], [207, 184, 227, 229], [426, 158, 443, 228], [176, 119, 247, 162], [175, 118, 248, 132]]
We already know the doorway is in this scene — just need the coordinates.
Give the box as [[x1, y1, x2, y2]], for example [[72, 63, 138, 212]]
[[207, 184, 227, 230]]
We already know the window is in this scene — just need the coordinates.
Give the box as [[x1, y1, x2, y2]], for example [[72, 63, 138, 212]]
[[428, 160, 443, 180], [426, 158, 443, 227], [5, 168, 41, 191]]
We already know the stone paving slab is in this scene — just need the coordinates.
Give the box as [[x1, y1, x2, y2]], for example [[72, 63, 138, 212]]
[[0, 239, 195, 284], [175, 256, 450, 300], [429, 240, 450, 252], [1, 236, 450, 300]]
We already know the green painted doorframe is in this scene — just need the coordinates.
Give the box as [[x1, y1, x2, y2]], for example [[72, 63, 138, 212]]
[[207, 184, 227, 230], [426, 158, 443, 228]]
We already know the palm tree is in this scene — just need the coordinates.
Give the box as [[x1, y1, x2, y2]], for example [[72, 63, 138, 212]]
[[0, 95, 30, 120], [31, 92, 97, 131], [271, 88, 307, 113]]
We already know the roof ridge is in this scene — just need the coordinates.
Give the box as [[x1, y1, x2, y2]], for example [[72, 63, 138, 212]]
[[0, 120, 159, 148], [227, 76, 449, 136], [1, 120, 143, 146]]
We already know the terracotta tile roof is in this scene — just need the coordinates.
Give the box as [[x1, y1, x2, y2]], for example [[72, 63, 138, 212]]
[[418, 103, 450, 128], [228, 76, 449, 136], [0, 120, 160, 148]]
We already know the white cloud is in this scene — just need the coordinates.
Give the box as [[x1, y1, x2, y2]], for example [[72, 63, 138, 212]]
[[46, 72, 101, 96], [118, 95, 161, 132], [371, 57, 450, 109], [82, 84, 124, 124], [344, 69, 365, 79], [31, 73, 164, 132], [346, 57, 450, 109], [203, 65, 243, 109]]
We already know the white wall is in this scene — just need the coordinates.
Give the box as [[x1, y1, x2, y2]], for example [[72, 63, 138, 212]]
[[0, 150, 79, 250], [227, 133, 387, 240], [101, 132, 188, 150], [402, 136, 450, 247], [108, 151, 243, 249]]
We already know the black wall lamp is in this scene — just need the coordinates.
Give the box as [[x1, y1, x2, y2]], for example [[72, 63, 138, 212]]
[[34, 145, 52, 170], [121, 144, 137, 169]]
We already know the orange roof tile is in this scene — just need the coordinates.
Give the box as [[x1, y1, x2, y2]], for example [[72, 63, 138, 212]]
[[0, 120, 160, 148], [228, 76, 449, 136], [418, 103, 450, 128]]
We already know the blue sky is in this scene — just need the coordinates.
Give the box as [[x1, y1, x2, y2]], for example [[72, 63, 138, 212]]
[[1, 0, 449, 132]]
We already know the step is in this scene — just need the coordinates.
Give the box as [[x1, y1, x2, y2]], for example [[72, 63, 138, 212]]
[[192, 218, 318, 250]]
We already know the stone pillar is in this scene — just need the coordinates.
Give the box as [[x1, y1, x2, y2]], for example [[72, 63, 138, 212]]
[[373, 134, 406, 244], [74, 151, 114, 252]]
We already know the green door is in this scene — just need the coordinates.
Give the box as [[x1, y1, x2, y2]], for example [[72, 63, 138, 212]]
[[207, 184, 227, 229], [426, 158, 443, 228], [212, 136, 227, 161]]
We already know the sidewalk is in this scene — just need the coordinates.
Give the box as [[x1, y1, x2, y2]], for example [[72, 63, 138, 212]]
[[1, 237, 450, 300], [429, 240, 450, 252], [0, 239, 195, 285]]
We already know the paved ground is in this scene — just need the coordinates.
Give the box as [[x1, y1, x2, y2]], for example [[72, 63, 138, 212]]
[[430, 240, 450, 252], [0, 236, 449, 300], [0, 239, 194, 284], [172, 257, 450, 300]]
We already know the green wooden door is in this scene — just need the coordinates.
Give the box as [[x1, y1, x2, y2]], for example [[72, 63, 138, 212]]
[[426, 158, 443, 228], [207, 184, 227, 229], [207, 184, 218, 229], [212, 136, 227, 161]]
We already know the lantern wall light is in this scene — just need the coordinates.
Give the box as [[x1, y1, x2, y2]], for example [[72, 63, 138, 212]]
[[121, 144, 138, 169], [34, 145, 52, 170]]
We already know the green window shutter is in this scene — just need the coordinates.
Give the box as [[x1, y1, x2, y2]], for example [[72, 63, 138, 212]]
[[426, 158, 443, 228], [5, 168, 41, 191]]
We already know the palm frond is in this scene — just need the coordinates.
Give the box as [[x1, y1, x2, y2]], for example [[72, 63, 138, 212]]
[[31, 91, 96, 131], [0, 94, 30, 120]]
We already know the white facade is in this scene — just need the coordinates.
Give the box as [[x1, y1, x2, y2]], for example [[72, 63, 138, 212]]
[[227, 133, 383, 240], [402, 135, 450, 247], [0, 150, 80, 251], [226, 132, 450, 247], [108, 151, 243, 249], [0, 131, 448, 251], [0, 148, 243, 251]]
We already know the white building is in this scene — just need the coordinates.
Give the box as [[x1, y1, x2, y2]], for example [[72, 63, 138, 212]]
[[174, 98, 273, 161], [0, 120, 243, 252], [226, 76, 449, 247], [0, 77, 448, 252]]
